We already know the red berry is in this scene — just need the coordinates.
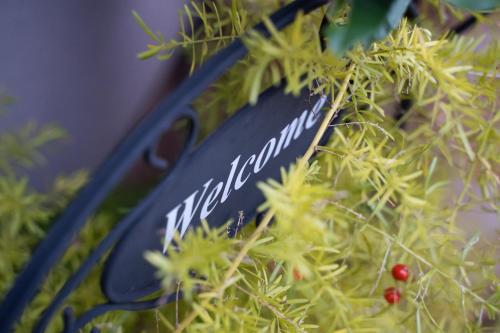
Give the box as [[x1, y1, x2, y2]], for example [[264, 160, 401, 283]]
[[392, 264, 409, 281], [293, 268, 304, 281], [384, 287, 401, 304]]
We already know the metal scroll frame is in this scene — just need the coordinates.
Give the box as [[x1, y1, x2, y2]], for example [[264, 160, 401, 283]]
[[0, 0, 330, 332]]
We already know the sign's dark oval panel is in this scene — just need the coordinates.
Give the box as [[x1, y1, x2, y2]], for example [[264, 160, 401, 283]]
[[102, 85, 330, 302]]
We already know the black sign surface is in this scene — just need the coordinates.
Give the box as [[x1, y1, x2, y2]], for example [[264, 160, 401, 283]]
[[103, 86, 328, 302]]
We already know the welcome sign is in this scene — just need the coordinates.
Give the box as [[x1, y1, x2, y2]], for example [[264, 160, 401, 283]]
[[0, 1, 331, 331], [103, 87, 329, 302]]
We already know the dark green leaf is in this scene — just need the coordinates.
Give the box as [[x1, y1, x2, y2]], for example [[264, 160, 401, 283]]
[[326, 0, 411, 54], [446, 0, 500, 11]]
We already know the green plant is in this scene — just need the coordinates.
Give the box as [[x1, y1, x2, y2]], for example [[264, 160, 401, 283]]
[[135, 1, 499, 332], [0, 94, 136, 332]]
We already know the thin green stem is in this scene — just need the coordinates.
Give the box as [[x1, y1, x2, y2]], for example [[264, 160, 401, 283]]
[[364, 223, 499, 313], [174, 65, 355, 333]]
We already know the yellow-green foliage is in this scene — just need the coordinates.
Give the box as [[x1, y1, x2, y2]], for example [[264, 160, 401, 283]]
[[1, 0, 498, 332], [139, 1, 499, 332], [0, 96, 131, 332]]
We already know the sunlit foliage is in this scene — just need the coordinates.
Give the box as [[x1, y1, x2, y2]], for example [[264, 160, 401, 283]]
[[139, 1, 499, 332]]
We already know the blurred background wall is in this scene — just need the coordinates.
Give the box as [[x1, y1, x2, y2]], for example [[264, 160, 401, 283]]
[[0, 0, 185, 189]]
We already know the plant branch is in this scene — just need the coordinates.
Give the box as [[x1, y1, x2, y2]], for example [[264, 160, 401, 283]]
[[234, 284, 306, 332], [364, 223, 500, 313], [174, 64, 355, 333], [298, 64, 355, 171]]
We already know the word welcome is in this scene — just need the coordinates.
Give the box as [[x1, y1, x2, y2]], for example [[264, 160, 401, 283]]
[[162, 96, 327, 252]]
